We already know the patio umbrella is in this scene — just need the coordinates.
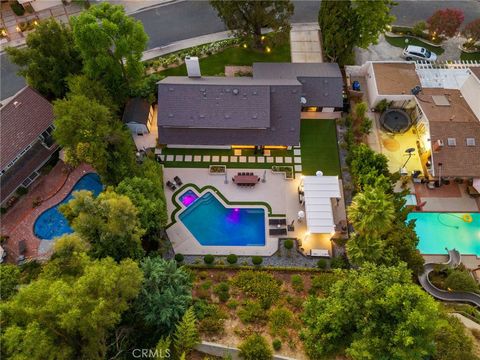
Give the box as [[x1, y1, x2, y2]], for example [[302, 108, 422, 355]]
[[473, 178, 480, 192]]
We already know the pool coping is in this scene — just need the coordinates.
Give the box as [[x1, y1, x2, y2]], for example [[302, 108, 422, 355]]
[[166, 184, 282, 256], [408, 211, 480, 257]]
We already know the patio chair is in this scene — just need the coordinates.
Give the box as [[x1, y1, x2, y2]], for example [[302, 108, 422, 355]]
[[269, 228, 288, 236], [174, 176, 183, 186], [166, 181, 176, 190]]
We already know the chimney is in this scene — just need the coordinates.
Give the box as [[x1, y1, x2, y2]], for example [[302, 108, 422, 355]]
[[185, 56, 201, 78]]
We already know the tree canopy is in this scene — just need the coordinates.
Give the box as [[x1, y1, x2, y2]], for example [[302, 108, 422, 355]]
[[210, 0, 294, 49], [59, 189, 145, 261], [433, 313, 478, 360], [0, 264, 20, 301], [319, 0, 396, 65], [6, 19, 82, 99], [302, 263, 440, 360], [427, 8, 464, 38], [53, 94, 137, 184], [1, 253, 143, 360], [463, 18, 480, 42], [71, 2, 148, 100]]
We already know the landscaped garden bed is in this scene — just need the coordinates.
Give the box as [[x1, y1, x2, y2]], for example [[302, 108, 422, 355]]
[[385, 34, 444, 55], [429, 264, 480, 294], [209, 165, 226, 175], [271, 166, 294, 180]]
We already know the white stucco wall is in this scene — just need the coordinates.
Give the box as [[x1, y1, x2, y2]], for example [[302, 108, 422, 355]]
[[460, 74, 480, 121]]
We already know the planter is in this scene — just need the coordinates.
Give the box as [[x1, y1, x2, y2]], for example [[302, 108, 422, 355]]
[[271, 166, 294, 180], [385, 32, 443, 47], [209, 165, 226, 175]]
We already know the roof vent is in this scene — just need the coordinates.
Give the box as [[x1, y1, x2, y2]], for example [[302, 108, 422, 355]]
[[300, 97, 307, 104], [168, 113, 174, 118], [432, 95, 450, 106], [466, 138, 476, 146], [232, 89, 239, 95], [447, 138, 456, 146], [13, 101, 21, 108], [253, 90, 257, 95], [185, 56, 201, 78], [324, 92, 329, 97]]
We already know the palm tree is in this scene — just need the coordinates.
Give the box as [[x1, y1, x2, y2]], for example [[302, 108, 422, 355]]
[[348, 186, 395, 238], [346, 233, 383, 265]]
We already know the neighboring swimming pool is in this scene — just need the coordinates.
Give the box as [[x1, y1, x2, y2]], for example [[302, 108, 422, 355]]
[[179, 191, 266, 246], [407, 212, 480, 255], [34, 173, 103, 240]]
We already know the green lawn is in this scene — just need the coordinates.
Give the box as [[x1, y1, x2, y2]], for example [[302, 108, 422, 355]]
[[300, 119, 341, 176], [460, 51, 480, 61], [385, 35, 445, 55], [159, 42, 291, 76]]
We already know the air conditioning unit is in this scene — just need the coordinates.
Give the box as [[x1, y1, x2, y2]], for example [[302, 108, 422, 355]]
[[437, 139, 444, 147]]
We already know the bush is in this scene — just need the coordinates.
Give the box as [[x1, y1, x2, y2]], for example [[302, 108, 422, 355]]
[[309, 273, 342, 296], [284, 239, 294, 250], [214, 282, 230, 302], [238, 300, 266, 323], [174, 253, 184, 263], [286, 295, 304, 310], [10, 1, 25, 16], [445, 269, 479, 293], [412, 21, 427, 37], [200, 280, 212, 290], [199, 316, 226, 335], [203, 254, 215, 265], [226, 299, 239, 309], [331, 256, 349, 269], [317, 259, 327, 269], [251, 256, 263, 266], [238, 334, 273, 360], [268, 307, 293, 337], [16, 186, 28, 196], [272, 339, 282, 351], [198, 271, 208, 280], [290, 274, 304, 293], [232, 271, 280, 309], [227, 254, 238, 264]]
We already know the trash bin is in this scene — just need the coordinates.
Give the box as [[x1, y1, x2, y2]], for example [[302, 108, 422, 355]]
[[352, 81, 361, 91]]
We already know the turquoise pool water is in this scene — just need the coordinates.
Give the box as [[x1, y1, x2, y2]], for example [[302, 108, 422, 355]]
[[179, 191, 266, 246], [407, 212, 480, 255], [34, 173, 103, 240]]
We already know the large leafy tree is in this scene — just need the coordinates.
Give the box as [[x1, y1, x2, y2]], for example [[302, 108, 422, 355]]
[[210, 0, 294, 49], [347, 144, 391, 191], [53, 94, 137, 185], [1, 249, 143, 360], [427, 8, 464, 38], [67, 74, 118, 113], [6, 19, 82, 99], [60, 189, 145, 261], [71, 3, 148, 100], [0, 264, 20, 301], [434, 313, 478, 360], [134, 258, 192, 336], [302, 263, 440, 360], [319, 0, 396, 65]]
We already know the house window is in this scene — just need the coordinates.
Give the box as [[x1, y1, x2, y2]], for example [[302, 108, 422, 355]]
[[447, 138, 456, 146], [39, 125, 55, 148], [466, 138, 476, 146], [21, 171, 39, 187]]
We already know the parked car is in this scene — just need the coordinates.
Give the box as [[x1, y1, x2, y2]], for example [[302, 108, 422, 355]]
[[402, 45, 437, 62]]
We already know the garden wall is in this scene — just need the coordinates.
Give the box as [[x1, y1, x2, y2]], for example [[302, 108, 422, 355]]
[[195, 341, 296, 360]]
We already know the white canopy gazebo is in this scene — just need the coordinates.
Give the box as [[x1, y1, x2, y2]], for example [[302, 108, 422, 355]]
[[301, 175, 341, 234]]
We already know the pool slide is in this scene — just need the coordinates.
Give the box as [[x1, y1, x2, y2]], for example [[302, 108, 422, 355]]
[[418, 248, 480, 307]]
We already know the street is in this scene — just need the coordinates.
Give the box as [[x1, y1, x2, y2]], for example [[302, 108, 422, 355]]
[[1, 0, 479, 100]]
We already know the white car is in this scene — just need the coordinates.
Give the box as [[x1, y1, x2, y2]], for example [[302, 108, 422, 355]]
[[402, 45, 437, 62]]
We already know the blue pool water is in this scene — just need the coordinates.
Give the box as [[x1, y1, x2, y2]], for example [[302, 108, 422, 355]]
[[407, 212, 480, 255], [179, 192, 266, 246], [33, 173, 103, 240], [179, 190, 199, 207]]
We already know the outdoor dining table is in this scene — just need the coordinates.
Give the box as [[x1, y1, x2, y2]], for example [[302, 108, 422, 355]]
[[233, 175, 260, 185]]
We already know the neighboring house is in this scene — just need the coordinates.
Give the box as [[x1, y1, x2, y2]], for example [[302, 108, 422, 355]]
[[347, 61, 480, 182], [122, 97, 154, 136], [17, 0, 63, 12], [157, 58, 342, 149], [0, 87, 57, 206]]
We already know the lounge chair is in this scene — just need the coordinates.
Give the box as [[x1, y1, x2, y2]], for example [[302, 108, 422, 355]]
[[269, 228, 288, 236], [166, 181, 176, 190], [269, 218, 287, 226], [174, 176, 183, 186]]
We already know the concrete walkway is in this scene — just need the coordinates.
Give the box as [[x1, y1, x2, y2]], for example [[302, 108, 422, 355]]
[[290, 22, 322, 63], [451, 313, 480, 331]]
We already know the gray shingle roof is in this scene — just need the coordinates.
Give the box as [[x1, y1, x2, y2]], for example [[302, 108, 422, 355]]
[[122, 98, 151, 125], [253, 63, 343, 108]]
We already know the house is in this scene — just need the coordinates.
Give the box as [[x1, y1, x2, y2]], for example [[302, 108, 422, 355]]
[[0, 87, 57, 205], [346, 61, 480, 182], [157, 58, 343, 149], [123, 98, 154, 136], [17, 0, 63, 12]]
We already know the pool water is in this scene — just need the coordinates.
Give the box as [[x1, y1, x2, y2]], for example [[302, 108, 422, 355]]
[[407, 212, 480, 255], [179, 190, 199, 207], [179, 192, 265, 246], [34, 173, 103, 240]]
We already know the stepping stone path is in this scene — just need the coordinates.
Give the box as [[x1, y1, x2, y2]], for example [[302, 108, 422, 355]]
[[275, 156, 284, 163], [295, 164, 303, 172], [203, 155, 211, 162], [184, 155, 192, 162], [284, 157, 292, 163], [175, 155, 184, 161], [230, 156, 238, 163], [194, 155, 202, 162], [221, 156, 229, 162], [239, 156, 247, 163], [266, 157, 274, 163], [166, 155, 174, 161], [257, 157, 265, 163], [294, 157, 302, 163], [212, 156, 220, 162], [248, 156, 256, 163], [294, 149, 301, 156]]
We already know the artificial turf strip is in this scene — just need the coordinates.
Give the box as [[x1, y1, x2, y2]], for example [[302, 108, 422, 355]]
[[460, 51, 480, 61], [384, 35, 445, 55], [300, 119, 341, 176], [159, 42, 291, 76]]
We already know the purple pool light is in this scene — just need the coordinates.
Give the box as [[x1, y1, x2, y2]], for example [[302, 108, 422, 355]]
[[179, 190, 199, 207]]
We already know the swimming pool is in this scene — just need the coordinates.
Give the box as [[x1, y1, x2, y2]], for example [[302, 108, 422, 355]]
[[179, 191, 266, 246], [34, 173, 103, 240], [179, 190, 199, 207], [407, 212, 480, 255]]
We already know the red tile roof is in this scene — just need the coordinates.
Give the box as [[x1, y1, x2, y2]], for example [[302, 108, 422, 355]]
[[0, 87, 54, 170]]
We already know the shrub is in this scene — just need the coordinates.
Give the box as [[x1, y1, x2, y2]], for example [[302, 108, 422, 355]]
[[374, 99, 391, 113], [309, 273, 342, 296], [445, 269, 478, 293], [226, 299, 239, 309], [16, 186, 28, 196], [272, 339, 282, 351], [317, 259, 327, 269], [199, 316, 226, 335], [200, 280, 212, 290], [284, 239, 294, 250], [214, 282, 230, 302], [239, 334, 273, 360], [193, 299, 217, 320], [286, 295, 304, 310], [227, 254, 238, 264], [251, 256, 263, 266], [232, 271, 280, 308], [238, 300, 266, 323], [331, 256, 349, 269], [196, 287, 210, 300], [10, 1, 25, 16], [268, 307, 293, 337], [198, 271, 208, 280], [174, 253, 184, 263], [412, 21, 427, 37], [203, 254, 215, 265], [290, 274, 304, 293]]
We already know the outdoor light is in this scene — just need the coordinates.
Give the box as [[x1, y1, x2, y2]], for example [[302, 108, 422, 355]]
[[243, 43, 247, 48], [16, 26, 20, 32], [401, 147, 416, 168], [266, 46, 271, 53], [261, 35, 265, 41]]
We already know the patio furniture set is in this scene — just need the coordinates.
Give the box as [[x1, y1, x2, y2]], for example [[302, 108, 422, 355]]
[[166, 176, 183, 191], [269, 218, 288, 236], [232, 172, 260, 187]]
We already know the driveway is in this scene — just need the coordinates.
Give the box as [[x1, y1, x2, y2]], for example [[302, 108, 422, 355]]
[[290, 23, 323, 63], [355, 35, 403, 64]]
